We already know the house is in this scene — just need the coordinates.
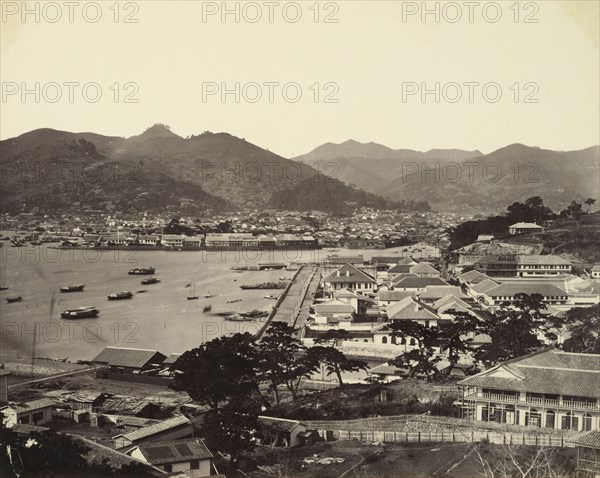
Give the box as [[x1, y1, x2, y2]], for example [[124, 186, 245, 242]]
[[591, 265, 600, 279], [258, 416, 311, 448], [183, 236, 202, 248], [509, 222, 543, 235], [127, 438, 213, 476], [456, 348, 600, 431], [517, 255, 572, 277], [409, 262, 440, 277], [137, 235, 160, 246], [367, 362, 405, 383], [92, 346, 167, 374], [378, 289, 415, 307], [161, 234, 184, 248], [313, 299, 354, 325], [392, 276, 449, 293], [321, 263, 376, 296], [387, 257, 418, 280], [1, 398, 55, 428], [574, 431, 600, 476], [373, 297, 443, 347], [417, 286, 468, 304], [474, 255, 519, 277], [457, 269, 489, 286], [479, 283, 569, 310], [386, 296, 441, 327], [114, 415, 193, 449]]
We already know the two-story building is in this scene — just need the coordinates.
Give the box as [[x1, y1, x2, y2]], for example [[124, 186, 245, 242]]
[[322, 264, 376, 297], [457, 348, 600, 431], [517, 255, 572, 277], [479, 283, 569, 310]]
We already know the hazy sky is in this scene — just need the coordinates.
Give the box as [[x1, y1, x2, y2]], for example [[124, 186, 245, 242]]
[[1, 0, 599, 158]]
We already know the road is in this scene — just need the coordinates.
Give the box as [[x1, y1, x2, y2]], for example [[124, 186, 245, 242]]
[[7, 365, 104, 389]]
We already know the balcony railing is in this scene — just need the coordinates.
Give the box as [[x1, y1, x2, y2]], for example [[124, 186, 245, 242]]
[[463, 392, 599, 410]]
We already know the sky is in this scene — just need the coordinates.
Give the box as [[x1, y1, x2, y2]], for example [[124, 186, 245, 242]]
[[1, 0, 599, 158]]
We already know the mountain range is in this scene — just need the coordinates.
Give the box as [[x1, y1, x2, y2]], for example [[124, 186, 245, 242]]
[[1, 126, 597, 215], [293, 140, 600, 212], [0, 126, 424, 215]]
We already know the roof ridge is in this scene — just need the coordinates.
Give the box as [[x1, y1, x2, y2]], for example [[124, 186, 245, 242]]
[[516, 364, 600, 373]]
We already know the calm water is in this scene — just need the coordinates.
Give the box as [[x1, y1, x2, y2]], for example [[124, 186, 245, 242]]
[[0, 244, 322, 361]]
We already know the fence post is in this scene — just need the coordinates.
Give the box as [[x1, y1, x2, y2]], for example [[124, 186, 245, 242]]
[[406, 432, 408, 443], [418, 432, 421, 443], [452, 432, 455, 443], [472, 431, 474, 442], [394, 431, 397, 443], [522, 434, 525, 445]]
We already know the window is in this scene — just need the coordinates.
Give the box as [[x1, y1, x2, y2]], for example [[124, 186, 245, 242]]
[[164, 464, 172, 472], [381, 336, 388, 344], [32, 411, 44, 423], [19, 415, 30, 424], [409, 338, 416, 346], [190, 460, 199, 470]]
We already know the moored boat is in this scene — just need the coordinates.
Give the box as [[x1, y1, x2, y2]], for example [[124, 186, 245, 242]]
[[60, 284, 85, 293], [5, 295, 22, 303], [60, 306, 99, 319], [128, 267, 155, 275], [107, 291, 133, 300], [141, 277, 160, 285]]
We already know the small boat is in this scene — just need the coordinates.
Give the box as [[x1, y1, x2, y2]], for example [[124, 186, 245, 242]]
[[128, 267, 155, 275], [5, 295, 22, 303], [264, 294, 279, 299], [0, 286, 8, 291], [187, 282, 199, 300], [107, 291, 133, 300], [60, 284, 85, 293], [203, 305, 212, 312], [60, 306, 99, 319], [141, 277, 160, 285]]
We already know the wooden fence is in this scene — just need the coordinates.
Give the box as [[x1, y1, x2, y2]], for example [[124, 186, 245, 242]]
[[95, 370, 173, 386], [316, 429, 575, 447]]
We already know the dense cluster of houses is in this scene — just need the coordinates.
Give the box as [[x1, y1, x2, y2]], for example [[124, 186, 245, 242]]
[[306, 253, 599, 404]]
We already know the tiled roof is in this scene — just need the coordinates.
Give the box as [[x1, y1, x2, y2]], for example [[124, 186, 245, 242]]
[[378, 290, 415, 302], [163, 353, 182, 365], [433, 295, 472, 311], [334, 288, 362, 299], [92, 347, 166, 369], [485, 283, 568, 298], [387, 297, 440, 321], [393, 276, 448, 289], [470, 278, 502, 294], [259, 416, 303, 432], [388, 264, 414, 274], [136, 438, 213, 465], [510, 222, 543, 229], [518, 255, 572, 266], [322, 264, 376, 284], [457, 349, 600, 397], [314, 299, 353, 314], [409, 263, 439, 275], [418, 286, 467, 300], [116, 416, 191, 443], [574, 431, 600, 448], [10, 398, 56, 413], [458, 270, 489, 284]]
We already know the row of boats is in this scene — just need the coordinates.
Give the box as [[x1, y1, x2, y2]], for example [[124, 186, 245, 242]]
[[61, 268, 160, 317]]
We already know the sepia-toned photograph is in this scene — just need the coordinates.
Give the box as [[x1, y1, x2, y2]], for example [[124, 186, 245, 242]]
[[1, 1, 599, 477]]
